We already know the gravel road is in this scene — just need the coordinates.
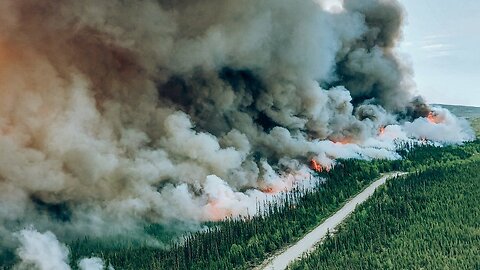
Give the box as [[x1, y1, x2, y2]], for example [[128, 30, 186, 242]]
[[260, 172, 405, 270]]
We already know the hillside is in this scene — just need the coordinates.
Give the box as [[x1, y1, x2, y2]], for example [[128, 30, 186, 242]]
[[471, 118, 480, 137], [433, 104, 480, 120]]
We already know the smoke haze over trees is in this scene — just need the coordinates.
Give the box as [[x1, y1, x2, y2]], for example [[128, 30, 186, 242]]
[[0, 0, 474, 261]]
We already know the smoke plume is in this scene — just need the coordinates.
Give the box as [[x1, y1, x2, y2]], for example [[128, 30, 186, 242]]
[[0, 0, 474, 257], [14, 228, 112, 270]]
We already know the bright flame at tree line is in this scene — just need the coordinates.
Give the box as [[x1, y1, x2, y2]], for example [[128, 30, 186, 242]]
[[427, 112, 441, 124], [310, 159, 328, 173], [379, 126, 386, 135]]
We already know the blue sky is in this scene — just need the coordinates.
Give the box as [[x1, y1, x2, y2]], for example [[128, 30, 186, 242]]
[[400, 0, 480, 107]]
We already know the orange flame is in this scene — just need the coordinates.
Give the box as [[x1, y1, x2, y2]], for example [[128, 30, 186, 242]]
[[427, 112, 442, 124], [205, 200, 232, 221], [378, 126, 386, 135], [310, 159, 323, 172], [334, 139, 350, 145], [261, 187, 275, 194]]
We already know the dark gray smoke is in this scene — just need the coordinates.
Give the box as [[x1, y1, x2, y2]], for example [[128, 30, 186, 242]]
[[0, 0, 473, 255]]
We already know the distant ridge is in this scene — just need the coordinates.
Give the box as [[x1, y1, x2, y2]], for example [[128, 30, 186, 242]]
[[432, 104, 480, 120], [433, 104, 480, 137]]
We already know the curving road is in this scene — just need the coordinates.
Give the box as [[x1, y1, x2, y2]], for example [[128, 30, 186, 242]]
[[260, 172, 406, 270]]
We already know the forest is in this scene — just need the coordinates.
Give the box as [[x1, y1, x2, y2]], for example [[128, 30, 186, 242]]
[[69, 157, 382, 269], [290, 152, 480, 269], [64, 140, 480, 269]]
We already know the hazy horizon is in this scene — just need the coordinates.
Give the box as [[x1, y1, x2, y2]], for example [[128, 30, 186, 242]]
[[401, 0, 480, 107]]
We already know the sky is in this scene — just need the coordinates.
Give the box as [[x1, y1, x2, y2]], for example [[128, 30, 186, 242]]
[[400, 0, 480, 107]]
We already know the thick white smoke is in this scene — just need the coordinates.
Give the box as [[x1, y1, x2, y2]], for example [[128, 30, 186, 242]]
[[78, 257, 114, 270], [14, 228, 113, 270], [403, 107, 475, 143], [0, 0, 474, 257], [14, 229, 71, 270]]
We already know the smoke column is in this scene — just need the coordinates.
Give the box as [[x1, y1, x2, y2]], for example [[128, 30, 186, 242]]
[[0, 0, 474, 254]]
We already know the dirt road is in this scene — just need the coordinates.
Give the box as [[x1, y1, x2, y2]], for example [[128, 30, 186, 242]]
[[260, 172, 405, 270]]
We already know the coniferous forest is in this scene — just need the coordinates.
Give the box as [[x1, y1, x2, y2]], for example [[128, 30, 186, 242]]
[[290, 153, 480, 269], [1, 140, 478, 269], [69, 157, 383, 269]]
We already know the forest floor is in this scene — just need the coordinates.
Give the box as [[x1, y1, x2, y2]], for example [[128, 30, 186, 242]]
[[257, 172, 406, 270]]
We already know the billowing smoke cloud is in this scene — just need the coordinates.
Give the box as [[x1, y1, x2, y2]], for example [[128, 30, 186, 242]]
[[404, 107, 475, 142], [14, 229, 71, 270], [0, 0, 474, 256], [14, 228, 112, 270], [78, 257, 114, 270]]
